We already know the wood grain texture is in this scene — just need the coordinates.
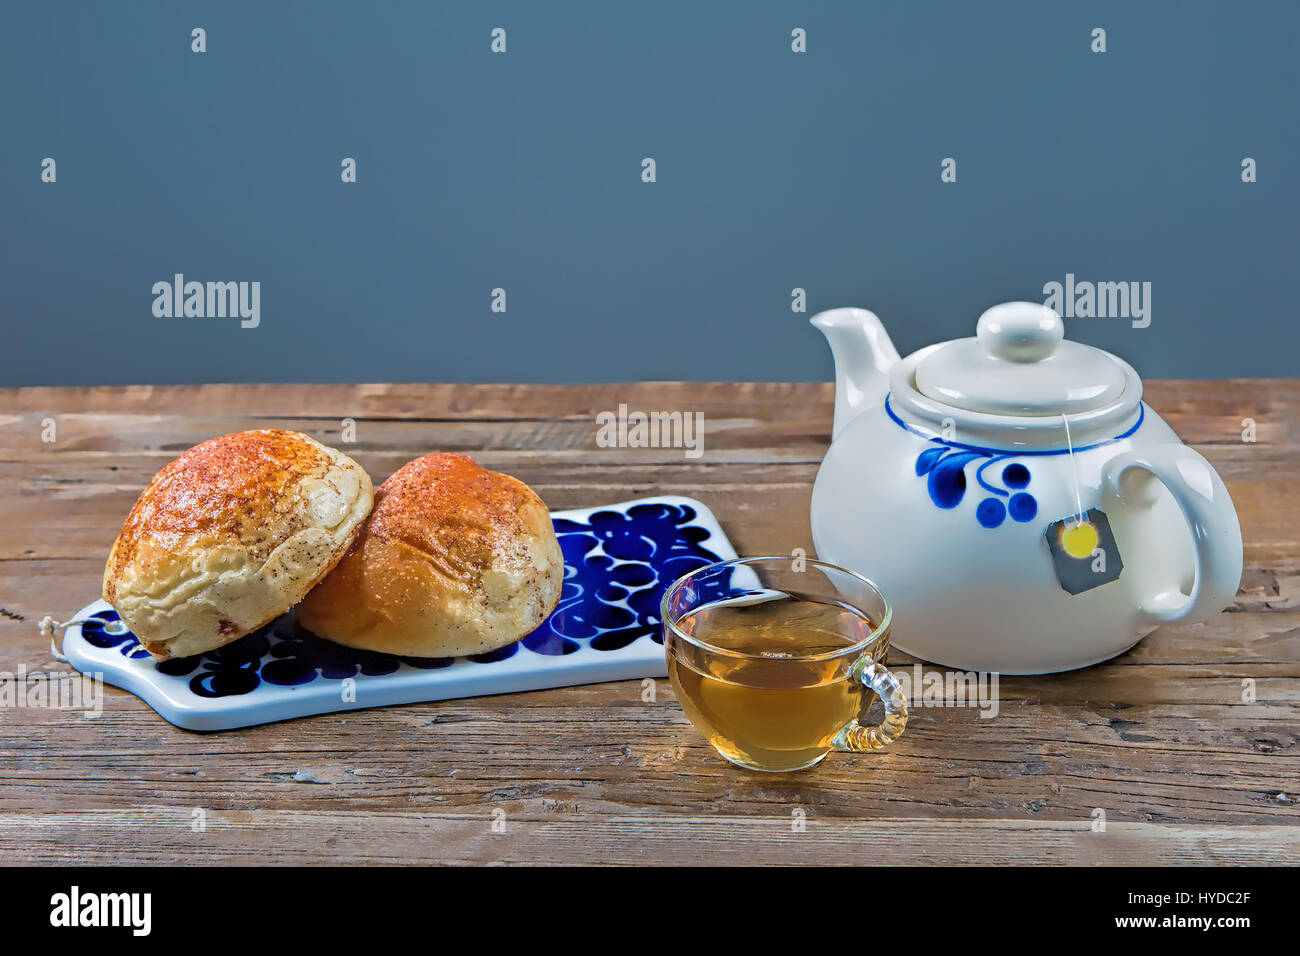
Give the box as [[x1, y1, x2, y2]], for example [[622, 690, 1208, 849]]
[[0, 381, 1296, 866]]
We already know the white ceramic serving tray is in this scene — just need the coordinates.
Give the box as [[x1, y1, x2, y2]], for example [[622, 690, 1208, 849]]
[[63, 495, 735, 731]]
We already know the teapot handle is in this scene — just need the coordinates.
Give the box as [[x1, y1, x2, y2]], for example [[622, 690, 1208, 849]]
[[1098, 444, 1243, 624]]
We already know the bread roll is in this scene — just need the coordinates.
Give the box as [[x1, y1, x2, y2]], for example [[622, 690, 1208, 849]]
[[103, 429, 373, 660], [297, 452, 563, 658]]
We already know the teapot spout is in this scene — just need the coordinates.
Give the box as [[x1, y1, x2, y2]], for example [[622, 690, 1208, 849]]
[[811, 308, 900, 439]]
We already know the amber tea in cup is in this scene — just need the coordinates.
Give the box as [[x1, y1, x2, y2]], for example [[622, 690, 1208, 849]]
[[661, 557, 906, 772]]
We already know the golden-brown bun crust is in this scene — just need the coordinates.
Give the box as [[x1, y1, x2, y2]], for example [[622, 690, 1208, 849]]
[[297, 452, 563, 658], [103, 429, 373, 660]]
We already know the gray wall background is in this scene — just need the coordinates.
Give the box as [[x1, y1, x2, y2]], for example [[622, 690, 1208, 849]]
[[2, 0, 1296, 387]]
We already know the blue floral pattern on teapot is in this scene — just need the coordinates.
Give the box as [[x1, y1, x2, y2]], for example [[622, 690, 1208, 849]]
[[914, 444, 1037, 529]]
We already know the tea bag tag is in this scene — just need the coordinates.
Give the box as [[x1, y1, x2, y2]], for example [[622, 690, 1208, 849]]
[[1044, 508, 1123, 594]]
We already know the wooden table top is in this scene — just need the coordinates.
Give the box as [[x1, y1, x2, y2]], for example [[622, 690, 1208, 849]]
[[1, 381, 1296, 865]]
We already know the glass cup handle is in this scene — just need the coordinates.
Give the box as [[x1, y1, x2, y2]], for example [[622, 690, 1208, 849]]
[[832, 656, 908, 753]]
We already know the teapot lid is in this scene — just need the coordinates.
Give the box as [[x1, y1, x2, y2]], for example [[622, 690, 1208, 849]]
[[913, 302, 1129, 416]]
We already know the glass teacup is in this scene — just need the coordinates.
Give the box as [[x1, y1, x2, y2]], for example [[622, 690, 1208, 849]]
[[661, 556, 906, 772]]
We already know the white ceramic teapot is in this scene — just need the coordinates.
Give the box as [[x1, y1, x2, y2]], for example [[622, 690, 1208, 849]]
[[810, 302, 1243, 674]]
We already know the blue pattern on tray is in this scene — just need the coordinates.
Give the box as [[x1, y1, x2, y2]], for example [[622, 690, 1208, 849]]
[[82, 500, 723, 699]]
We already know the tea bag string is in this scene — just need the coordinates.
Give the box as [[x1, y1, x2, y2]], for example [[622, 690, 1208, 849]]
[[1062, 413, 1085, 527], [37, 614, 124, 663]]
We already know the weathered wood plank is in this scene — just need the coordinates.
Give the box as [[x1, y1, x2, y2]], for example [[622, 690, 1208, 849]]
[[0, 811, 1292, 866]]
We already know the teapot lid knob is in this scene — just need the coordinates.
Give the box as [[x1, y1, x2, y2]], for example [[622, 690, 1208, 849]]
[[976, 302, 1064, 363]]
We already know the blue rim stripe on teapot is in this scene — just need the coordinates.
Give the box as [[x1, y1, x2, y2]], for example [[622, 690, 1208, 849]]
[[883, 394, 1144, 457]]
